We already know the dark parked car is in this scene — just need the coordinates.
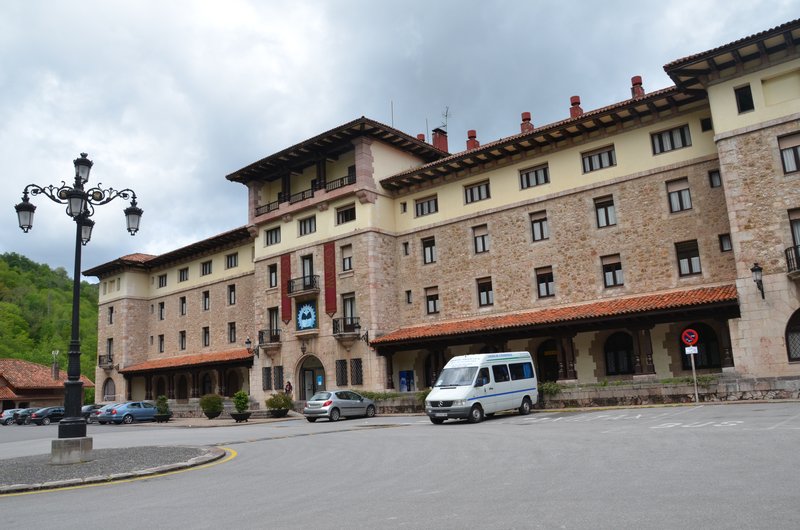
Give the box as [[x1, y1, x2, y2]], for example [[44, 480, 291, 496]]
[[30, 406, 65, 425], [1, 408, 21, 425], [94, 403, 121, 424], [82, 404, 103, 423], [14, 408, 38, 425]]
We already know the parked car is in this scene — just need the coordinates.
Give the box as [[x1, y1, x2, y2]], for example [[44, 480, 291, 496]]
[[303, 390, 376, 422], [103, 401, 157, 424], [81, 404, 103, 423], [14, 408, 38, 425], [95, 403, 122, 424], [30, 406, 65, 426], [1, 409, 21, 425]]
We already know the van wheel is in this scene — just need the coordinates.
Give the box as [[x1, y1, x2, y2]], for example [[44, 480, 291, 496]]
[[467, 404, 484, 423], [519, 397, 532, 415], [430, 418, 445, 425]]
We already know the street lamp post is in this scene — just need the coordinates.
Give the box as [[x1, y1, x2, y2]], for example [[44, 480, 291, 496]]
[[15, 153, 142, 462]]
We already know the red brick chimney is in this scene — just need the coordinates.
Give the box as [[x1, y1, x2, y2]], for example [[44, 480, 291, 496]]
[[466, 130, 480, 150], [431, 127, 448, 152], [416, 133, 426, 142], [631, 75, 645, 98], [520, 112, 534, 133], [570, 96, 583, 118]]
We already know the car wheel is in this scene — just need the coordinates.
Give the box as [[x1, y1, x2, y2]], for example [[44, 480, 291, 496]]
[[42, 417, 51, 426], [99, 421, 107, 425], [86, 416, 94, 424], [365, 405, 376, 418], [306, 417, 317, 423], [519, 397, 532, 416], [430, 418, 445, 425], [329, 408, 341, 422], [122, 414, 134, 424], [467, 404, 484, 424], [24, 417, 31, 425]]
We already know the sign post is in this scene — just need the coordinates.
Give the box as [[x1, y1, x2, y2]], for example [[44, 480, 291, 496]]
[[681, 329, 700, 403]]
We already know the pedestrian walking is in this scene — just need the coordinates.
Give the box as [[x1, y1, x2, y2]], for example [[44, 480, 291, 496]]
[[284, 381, 293, 396]]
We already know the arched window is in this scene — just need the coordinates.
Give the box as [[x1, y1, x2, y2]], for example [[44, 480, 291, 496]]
[[102, 378, 116, 401], [605, 332, 634, 376], [680, 323, 720, 369], [786, 309, 800, 361]]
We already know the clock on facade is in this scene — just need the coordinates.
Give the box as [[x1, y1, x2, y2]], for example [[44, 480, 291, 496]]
[[297, 302, 317, 330]]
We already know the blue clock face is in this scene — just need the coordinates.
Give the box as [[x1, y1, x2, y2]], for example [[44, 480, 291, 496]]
[[297, 303, 317, 330]]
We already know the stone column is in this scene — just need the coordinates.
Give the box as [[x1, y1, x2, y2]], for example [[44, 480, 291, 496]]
[[167, 373, 175, 399], [629, 329, 643, 375], [385, 353, 395, 389], [145, 375, 153, 400], [717, 319, 736, 371], [559, 334, 577, 380], [191, 370, 200, 398], [632, 328, 656, 376], [124, 374, 132, 400], [217, 368, 227, 396]]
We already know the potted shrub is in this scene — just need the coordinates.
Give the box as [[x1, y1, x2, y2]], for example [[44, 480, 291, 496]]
[[230, 390, 252, 422], [265, 392, 293, 418], [199, 393, 223, 419], [154, 394, 172, 423]]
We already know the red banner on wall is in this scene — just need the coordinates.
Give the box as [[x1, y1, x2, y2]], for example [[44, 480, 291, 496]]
[[324, 242, 337, 317], [281, 253, 291, 324]]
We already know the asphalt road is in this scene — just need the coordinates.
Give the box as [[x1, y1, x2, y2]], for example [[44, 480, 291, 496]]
[[2, 403, 799, 529]]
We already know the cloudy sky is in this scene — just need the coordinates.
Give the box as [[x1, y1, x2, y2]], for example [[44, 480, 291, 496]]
[[1, 1, 797, 278]]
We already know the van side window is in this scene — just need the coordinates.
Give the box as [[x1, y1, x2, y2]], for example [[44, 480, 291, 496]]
[[509, 362, 534, 380], [492, 364, 510, 383], [476, 367, 490, 386]]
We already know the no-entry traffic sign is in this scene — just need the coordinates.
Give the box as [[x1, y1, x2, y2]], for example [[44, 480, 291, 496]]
[[681, 328, 699, 346]]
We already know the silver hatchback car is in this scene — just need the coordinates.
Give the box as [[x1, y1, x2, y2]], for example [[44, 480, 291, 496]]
[[303, 390, 376, 422]]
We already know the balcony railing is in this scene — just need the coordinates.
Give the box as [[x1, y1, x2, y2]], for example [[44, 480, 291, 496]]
[[325, 174, 356, 192], [332, 317, 361, 335], [254, 174, 357, 217], [288, 275, 320, 294], [98, 355, 113, 369], [289, 188, 314, 204], [258, 329, 281, 344], [254, 200, 280, 217], [786, 245, 800, 278]]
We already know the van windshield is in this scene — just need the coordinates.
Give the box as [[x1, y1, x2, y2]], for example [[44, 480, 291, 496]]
[[434, 367, 478, 387]]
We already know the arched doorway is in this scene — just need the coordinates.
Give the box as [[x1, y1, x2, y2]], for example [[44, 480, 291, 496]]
[[680, 323, 720, 370], [786, 308, 800, 362], [298, 355, 325, 401], [201, 373, 214, 396], [226, 371, 241, 396], [155, 377, 166, 398], [102, 378, 116, 402], [605, 332, 634, 376], [536, 340, 560, 382], [176, 375, 189, 401]]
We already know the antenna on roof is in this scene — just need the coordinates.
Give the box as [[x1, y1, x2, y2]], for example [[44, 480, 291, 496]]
[[391, 100, 394, 127], [440, 106, 451, 131]]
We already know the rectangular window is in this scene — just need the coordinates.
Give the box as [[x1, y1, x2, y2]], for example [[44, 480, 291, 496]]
[[342, 293, 356, 328], [226, 252, 238, 269], [299, 215, 316, 236], [477, 278, 494, 307], [779, 134, 800, 174], [158, 335, 164, 353], [107, 306, 114, 324], [790, 209, 800, 247], [402, 242, 409, 256], [473, 225, 489, 254], [341, 244, 353, 271], [336, 204, 356, 224], [464, 181, 490, 204], [202, 326, 210, 347], [582, 146, 616, 173], [708, 170, 722, 188], [415, 195, 438, 217], [178, 267, 188, 282], [179, 330, 186, 351], [202, 290, 210, 311], [735, 84, 754, 113], [400, 202, 407, 213], [268, 307, 280, 335], [106, 338, 113, 357], [158, 301, 165, 320], [425, 287, 440, 314], [651, 124, 692, 154], [602, 254, 624, 288], [595, 197, 616, 228], [336, 359, 348, 386], [179, 296, 187, 316], [676, 240, 702, 276], [530, 211, 549, 241], [158, 274, 167, 288], [509, 362, 534, 380], [667, 178, 692, 213], [719, 234, 732, 252], [520, 164, 549, 189], [492, 364, 510, 383], [201, 260, 212, 276], [405, 290, 412, 304], [351, 358, 363, 385], [536, 267, 555, 298], [262, 367, 273, 391], [700, 117, 713, 132], [273, 366, 284, 391], [228, 322, 236, 343], [228, 284, 236, 305], [422, 237, 437, 264], [265, 227, 281, 246], [268, 264, 278, 288]]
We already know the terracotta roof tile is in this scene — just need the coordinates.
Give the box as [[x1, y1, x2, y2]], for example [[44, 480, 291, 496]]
[[0, 359, 94, 389], [0, 386, 19, 399], [371, 285, 738, 346], [119, 253, 157, 263], [119, 348, 253, 374]]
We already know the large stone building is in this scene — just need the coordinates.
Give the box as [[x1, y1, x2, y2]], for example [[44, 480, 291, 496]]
[[87, 19, 800, 407]]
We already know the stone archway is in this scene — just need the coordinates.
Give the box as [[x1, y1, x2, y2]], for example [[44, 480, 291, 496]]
[[536, 340, 560, 382], [297, 355, 325, 401], [785, 308, 800, 362], [102, 378, 116, 402]]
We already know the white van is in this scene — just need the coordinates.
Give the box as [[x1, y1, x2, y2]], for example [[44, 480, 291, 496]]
[[425, 352, 538, 424]]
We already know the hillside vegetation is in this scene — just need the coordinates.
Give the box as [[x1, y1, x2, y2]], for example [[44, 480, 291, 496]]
[[0, 252, 98, 384]]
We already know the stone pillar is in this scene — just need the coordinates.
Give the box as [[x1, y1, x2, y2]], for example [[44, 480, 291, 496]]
[[629, 329, 643, 375], [556, 338, 567, 380], [217, 368, 227, 396], [633, 328, 656, 376], [559, 335, 577, 380], [145, 375, 153, 400], [718, 319, 736, 371], [385, 353, 394, 390], [125, 375, 132, 400], [167, 373, 175, 399], [191, 370, 200, 398]]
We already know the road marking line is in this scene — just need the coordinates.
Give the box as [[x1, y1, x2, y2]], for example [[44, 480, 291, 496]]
[[765, 411, 800, 430]]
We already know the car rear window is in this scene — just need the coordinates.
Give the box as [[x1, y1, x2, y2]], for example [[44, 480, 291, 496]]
[[309, 392, 331, 401]]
